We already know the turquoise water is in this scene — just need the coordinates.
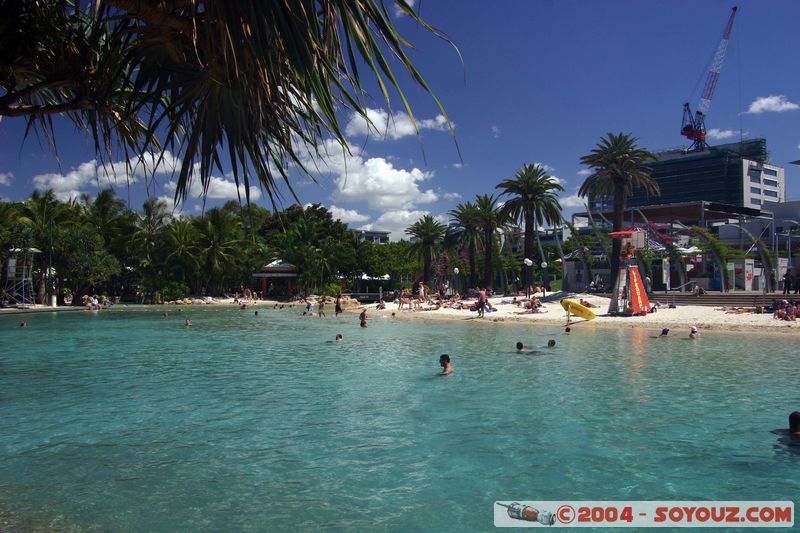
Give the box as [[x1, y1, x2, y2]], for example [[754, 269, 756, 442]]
[[1, 307, 798, 531]]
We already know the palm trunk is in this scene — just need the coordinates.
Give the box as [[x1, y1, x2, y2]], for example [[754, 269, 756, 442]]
[[610, 192, 625, 290], [523, 210, 533, 295], [483, 228, 493, 288], [468, 242, 477, 289]]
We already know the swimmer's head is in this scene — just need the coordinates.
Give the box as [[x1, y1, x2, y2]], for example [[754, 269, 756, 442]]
[[439, 354, 450, 367], [660, 328, 669, 336], [254, 311, 258, 316], [516, 341, 524, 351], [335, 334, 343, 341], [690, 326, 698, 333], [790, 411, 800, 434], [565, 327, 571, 333], [547, 339, 556, 348]]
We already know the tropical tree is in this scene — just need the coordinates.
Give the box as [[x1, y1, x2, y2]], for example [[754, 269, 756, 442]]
[[18, 190, 79, 303], [578, 133, 658, 288], [496, 163, 564, 293], [406, 215, 447, 286], [131, 197, 170, 298], [1, 1, 452, 204], [447, 201, 482, 289], [474, 194, 511, 290], [163, 218, 200, 285], [194, 208, 243, 295]]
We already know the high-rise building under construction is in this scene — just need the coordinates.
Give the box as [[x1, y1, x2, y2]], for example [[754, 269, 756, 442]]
[[589, 138, 785, 212]]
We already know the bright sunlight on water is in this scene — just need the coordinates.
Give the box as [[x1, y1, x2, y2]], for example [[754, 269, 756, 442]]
[[1, 307, 798, 531]]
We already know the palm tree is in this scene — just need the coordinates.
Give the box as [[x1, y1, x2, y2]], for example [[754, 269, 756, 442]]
[[578, 132, 658, 289], [406, 215, 447, 286], [497, 164, 564, 293], [195, 208, 243, 294], [132, 197, 170, 298], [474, 194, 512, 289], [18, 190, 78, 303], [163, 219, 201, 285], [1, 2, 452, 204], [447, 202, 482, 289]]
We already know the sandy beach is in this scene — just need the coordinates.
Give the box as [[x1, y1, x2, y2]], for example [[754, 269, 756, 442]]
[[340, 292, 800, 335], [4, 292, 798, 335]]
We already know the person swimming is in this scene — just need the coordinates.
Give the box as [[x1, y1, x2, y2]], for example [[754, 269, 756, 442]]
[[360, 320, 367, 328], [254, 310, 259, 316], [19, 321, 27, 328], [439, 354, 454, 375], [185, 319, 192, 327], [564, 327, 571, 335], [790, 412, 800, 435], [516, 341, 524, 352], [335, 334, 343, 342], [547, 339, 556, 348], [659, 328, 669, 337], [689, 325, 699, 339]]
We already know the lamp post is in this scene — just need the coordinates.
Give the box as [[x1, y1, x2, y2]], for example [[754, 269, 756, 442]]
[[784, 220, 799, 291], [523, 258, 533, 297], [541, 260, 549, 296]]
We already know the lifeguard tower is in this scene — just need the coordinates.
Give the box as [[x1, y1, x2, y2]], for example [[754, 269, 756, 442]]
[[607, 230, 650, 316], [3, 248, 40, 307]]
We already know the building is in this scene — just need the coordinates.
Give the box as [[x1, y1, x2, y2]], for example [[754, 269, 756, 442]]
[[589, 139, 785, 211], [353, 229, 390, 244]]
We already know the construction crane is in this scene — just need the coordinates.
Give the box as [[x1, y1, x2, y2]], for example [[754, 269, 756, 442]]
[[680, 6, 738, 152]]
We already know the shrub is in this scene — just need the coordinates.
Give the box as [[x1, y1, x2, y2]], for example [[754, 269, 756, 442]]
[[161, 281, 190, 301]]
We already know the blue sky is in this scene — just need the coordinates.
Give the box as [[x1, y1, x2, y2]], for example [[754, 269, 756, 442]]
[[1, 1, 799, 238]]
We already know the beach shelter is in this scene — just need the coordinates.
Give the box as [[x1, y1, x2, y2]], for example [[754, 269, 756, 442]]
[[252, 260, 298, 296]]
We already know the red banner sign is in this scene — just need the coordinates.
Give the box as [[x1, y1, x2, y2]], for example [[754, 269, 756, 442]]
[[628, 267, 650, 314]]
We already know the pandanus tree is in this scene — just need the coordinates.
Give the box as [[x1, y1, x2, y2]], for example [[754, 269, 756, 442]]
[[0, 1, 453, 205], [447, 201, 482, 289], [406, 215, 447, 286], [474, 194, 512, 290], [578, 133, 658, 289], [496, 164, 564, 293]]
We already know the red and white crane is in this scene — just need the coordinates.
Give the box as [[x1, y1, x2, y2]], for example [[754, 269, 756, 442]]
[[680, 6, 738, 152]]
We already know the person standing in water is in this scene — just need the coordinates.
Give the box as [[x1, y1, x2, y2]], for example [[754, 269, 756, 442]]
[[439, 354, 454, 375], [335, 293, 343, 317], [318, 297, 326, 318]]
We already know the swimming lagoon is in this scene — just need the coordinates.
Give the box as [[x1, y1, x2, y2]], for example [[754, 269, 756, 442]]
[[1, 307, 797, 531]]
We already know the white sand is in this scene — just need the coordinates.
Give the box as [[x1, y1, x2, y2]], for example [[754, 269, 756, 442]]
[[347, 292, 800, 335]]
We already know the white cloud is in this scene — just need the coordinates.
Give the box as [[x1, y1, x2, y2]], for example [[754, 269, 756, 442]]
[[393, 0, 415, 18], [533, 162, 555, 173], [33, 161, 99, 201], [0, 172, 12, 186], [452, 162, 465, 169], [164, 173, 261, 201], [31, 151, 182, 200], [360, 209, 446, 240], [345, 107, 447, 141], [577, 169, 592, 176], [549, 175, 565, 186], [328, 205, 370, 224], [559, 193, 586, 209], [707, 128, 737, 140], [305, 139, 437, 211], [335, 157, 437, 210], [491, 125, 501, 138], [443, 192, 462, 201], [747, 95, 800, 114]]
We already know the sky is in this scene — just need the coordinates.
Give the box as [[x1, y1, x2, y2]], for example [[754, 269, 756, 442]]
[[1, 0, 799, 239]]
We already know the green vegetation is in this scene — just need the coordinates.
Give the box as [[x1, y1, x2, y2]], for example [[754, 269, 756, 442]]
[[578, 133, 658, 288]]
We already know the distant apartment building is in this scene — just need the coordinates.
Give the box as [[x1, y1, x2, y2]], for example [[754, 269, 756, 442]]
[[353, 229, 390, 244], [589, 139, 785, 212]]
